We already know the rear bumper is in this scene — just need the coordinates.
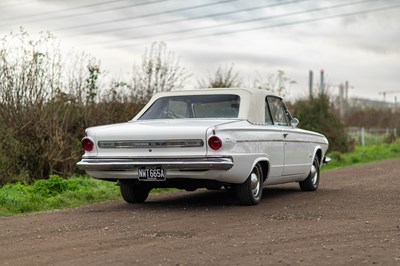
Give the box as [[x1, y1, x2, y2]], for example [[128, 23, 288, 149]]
[[76, 157, 234, 171]]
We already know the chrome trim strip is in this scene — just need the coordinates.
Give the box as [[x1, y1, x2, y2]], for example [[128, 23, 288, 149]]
[[236, 140, 327, 145], [236, 140, 282, 143], [77, 157, 233, 171], [98, 139, 204, 149], [285, 140, 328, 145]]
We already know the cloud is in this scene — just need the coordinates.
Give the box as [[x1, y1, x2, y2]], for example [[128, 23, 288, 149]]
[[0, 0, 399, 101]]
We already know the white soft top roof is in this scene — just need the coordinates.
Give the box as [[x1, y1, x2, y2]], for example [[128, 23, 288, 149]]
[[132, 88, 281, 124]]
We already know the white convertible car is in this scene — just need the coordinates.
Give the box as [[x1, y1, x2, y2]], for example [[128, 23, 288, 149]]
[[77, 88, 329, 205]]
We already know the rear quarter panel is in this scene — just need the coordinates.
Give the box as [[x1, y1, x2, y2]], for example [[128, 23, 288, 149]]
[[206, 121, 284, 184]]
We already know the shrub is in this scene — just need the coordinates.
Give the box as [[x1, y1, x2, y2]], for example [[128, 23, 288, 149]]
[[0, 30, 148, 184], [328, 151, 344, 162], [292, 94, 350, 153], [385, 131, 397, 144]]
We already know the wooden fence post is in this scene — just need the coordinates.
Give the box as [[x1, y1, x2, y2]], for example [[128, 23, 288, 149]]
[[361, 127, 365, 146]]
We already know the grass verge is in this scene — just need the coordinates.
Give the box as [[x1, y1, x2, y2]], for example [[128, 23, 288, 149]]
[[0, 175, 179, 217], [323, 140, 400, 170], [1, 141, 399, 217], [0, 175, 120, 217]]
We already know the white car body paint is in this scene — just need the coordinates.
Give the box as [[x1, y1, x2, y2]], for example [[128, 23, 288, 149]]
[[77, 88, 329, 187]]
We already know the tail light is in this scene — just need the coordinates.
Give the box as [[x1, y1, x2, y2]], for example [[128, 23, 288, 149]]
[[208, 136, 222, 150], [82, 137, 94, 152]]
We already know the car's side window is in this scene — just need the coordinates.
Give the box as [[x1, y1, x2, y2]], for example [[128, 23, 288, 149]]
[[265, 97, 273, 125], [267, 97, 289, 126]]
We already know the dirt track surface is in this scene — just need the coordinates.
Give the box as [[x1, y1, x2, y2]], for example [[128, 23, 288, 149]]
[[1, 159, 400, 266]]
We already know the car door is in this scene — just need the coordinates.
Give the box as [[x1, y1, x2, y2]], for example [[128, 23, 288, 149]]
[[263, 97, 284, 179], [267, 97, 310, 178]]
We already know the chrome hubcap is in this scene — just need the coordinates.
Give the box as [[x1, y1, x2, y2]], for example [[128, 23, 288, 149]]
[[310, 164, 318, 185], [250, 171, 260, 197]]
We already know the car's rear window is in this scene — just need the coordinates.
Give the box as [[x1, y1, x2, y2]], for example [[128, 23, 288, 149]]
[[139, 94, 240, 120]]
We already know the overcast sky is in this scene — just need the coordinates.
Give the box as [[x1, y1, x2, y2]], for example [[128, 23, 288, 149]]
[[0, 0, 399, 101]]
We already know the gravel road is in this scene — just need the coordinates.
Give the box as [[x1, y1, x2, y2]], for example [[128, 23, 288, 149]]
[[1, 159, 399, 266]]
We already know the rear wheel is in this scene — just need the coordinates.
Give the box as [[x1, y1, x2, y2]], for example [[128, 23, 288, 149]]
[[236, 163, 263, 205], [299, 157, 320, 191], [120, 182, 151, 203]]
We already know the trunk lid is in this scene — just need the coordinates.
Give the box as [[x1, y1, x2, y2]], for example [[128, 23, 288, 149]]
[[86, 119, 236, 158]]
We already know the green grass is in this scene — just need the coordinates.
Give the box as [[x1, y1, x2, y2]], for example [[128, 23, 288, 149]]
[[362, 133, 387, 145], [1, 141, 400, 217], [323, 140, 400, 171], [0, 175, 180, 217], [0, 175, 121, 217]]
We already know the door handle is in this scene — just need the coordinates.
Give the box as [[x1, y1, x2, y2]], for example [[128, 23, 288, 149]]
[[283, 133, 288, 138]]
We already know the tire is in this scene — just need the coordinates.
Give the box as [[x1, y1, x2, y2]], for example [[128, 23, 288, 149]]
[[299, 157, 320, 191], [120, 183, 151, 203], [236, 163, 264, 205]]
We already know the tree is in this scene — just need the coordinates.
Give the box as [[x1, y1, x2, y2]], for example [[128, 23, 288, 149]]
[[85, 64, 101, 105], [292, 94, 350, 153], [252, 70, 296, 97], [133, 41, 190, 101], [198, 63, 242, 88]]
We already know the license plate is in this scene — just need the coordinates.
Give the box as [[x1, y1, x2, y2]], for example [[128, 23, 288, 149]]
[[138, 166, 166, 181]]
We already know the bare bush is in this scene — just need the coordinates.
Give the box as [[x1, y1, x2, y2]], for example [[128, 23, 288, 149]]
[[198, 63, 242, 88], [0, 29, 63, 181], [0, 31, 188, 184], [133, 41, 190, 101], [344, 108, 400, 129], [0, 30, 145, 184], [252, 70, 296, 97]]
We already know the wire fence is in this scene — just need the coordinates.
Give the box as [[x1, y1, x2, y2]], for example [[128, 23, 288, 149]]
[[345, 127, 398, 146]]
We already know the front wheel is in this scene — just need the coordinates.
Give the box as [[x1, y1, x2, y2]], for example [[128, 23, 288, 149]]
[[236, 163, 264, 205], [120, 183, 151, 203], [299, 157, 320, 191]]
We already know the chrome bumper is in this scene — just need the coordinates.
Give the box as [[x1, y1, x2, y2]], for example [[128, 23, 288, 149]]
[[77, 157, 234, 171], [323, 156, 331, 164]]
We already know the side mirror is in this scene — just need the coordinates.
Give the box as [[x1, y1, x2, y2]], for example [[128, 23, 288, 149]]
[[290, 118, 299, 128]]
